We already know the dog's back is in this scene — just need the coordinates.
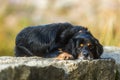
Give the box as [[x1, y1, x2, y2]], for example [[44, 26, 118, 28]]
[[15, 23, 73, 57]]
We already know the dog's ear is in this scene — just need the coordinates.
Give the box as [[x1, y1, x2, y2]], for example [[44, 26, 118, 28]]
[[60, 28, 79, 44], [64, 38, 78, 59], [94, 39, 103, 58]]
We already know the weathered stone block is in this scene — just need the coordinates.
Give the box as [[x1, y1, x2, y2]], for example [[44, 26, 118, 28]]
[[0, 57, 115, 80], [102, 46, 120, 80]]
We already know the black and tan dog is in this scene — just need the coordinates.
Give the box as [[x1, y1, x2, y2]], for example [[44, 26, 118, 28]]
[[15, 23, 103, 60]]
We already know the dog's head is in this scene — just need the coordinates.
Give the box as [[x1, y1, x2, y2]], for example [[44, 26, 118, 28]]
[[65, 30, 103, 60]]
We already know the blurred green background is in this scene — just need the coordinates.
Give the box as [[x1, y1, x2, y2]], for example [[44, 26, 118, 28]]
[[0, 0, 120, 56]]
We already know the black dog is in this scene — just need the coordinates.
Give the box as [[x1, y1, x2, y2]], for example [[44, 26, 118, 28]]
[[15, 23, 103, 60]]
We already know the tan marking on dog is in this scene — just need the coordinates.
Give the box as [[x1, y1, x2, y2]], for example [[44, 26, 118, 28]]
[[79, 30, 82, 33], [55, 52, 74, 60], [80, 44, 84, 47]]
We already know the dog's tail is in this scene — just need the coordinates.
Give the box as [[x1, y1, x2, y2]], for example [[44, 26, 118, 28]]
[[15, 45, 33, 57]]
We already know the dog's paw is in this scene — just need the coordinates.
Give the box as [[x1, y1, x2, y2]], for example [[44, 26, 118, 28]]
[[55, 52, 74, 60]]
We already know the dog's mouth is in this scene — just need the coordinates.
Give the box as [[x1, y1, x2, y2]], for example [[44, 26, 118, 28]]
[[78, 52, 93, 60]]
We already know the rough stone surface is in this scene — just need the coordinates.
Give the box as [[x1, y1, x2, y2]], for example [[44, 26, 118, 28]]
[[102, 46, 120, 64], [0, 46, 120, 80], [102, 46, 120, 80], [0, 57, 115, 80]]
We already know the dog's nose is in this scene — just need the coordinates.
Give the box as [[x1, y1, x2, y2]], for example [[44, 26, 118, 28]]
[[82, 51, 89, 57]]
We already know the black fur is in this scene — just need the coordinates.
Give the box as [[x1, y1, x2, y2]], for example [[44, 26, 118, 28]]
[[15, 23, 103, 59]]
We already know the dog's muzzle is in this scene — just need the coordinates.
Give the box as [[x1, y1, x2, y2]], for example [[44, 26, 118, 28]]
[[78, 50, 93, 60]]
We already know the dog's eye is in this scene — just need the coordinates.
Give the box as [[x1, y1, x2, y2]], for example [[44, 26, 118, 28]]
[[87, 43, 94, 49], [80, 44, 84, 47], [87, 43, 91, 46]]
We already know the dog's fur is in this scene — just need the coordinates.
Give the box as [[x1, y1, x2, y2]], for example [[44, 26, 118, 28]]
[[15, 23, 103, 60]]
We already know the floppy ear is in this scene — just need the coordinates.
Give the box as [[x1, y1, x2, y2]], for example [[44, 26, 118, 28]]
[[60, 28, 80, 44], [94, 39, 103, 58], [64, 38, 78, 59]]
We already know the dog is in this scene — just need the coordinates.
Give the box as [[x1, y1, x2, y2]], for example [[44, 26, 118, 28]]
[[15, 23, 103, 60]]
